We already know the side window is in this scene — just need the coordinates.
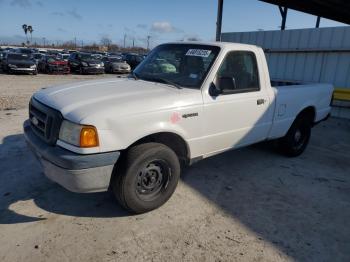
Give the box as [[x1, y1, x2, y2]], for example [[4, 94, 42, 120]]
[[217, 51, 260, 93]]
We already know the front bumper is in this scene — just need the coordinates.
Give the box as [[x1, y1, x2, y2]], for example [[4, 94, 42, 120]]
[[9, 67, 36, 73], [112, 67, 131, 73], [48, 65, 70, 74], [82, 66, 105, 74], [23, 120, 120, 193]]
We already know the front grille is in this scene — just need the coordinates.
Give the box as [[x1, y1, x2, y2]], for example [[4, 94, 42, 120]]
[[18, 64, 30, 68], [29, 98, 63, 145]]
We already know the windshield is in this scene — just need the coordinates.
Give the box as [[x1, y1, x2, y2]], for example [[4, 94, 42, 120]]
[[79, 53, 96, 61], [33, 54, 42, 59], [8, 53, 31, 60], [134, 44, 220, 88], [109, 57, 123, 62], [47, 56, 60, 62]]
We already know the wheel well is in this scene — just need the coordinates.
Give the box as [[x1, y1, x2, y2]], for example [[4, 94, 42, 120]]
[[129, 132, 190, 166], [297, 106, 316, 124]]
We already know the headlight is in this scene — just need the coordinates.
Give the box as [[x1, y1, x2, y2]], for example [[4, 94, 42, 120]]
[[30, 64, 36, 68], [8, 64, 17, 68], [81, 62, 88, 67], [59, 120, 99, 148]]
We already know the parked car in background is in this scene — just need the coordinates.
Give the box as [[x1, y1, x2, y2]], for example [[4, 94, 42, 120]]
[[1, 52, 37, 74], [32, 53, 44, 65], [124, 53, 144, 69], [38, 49, 48, 54], [0, 52, 4, 64], [108, 52, 122, 57], [103, 56, 131, 74], [15, 48, 34, 55], [38, 55, 70, 74], [57, 53, 70, 61], [68, 52, 104, 74], [91, 53, 103, 60]]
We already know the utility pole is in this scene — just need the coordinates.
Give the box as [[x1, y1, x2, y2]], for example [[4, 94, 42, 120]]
[[74, 37, 77, 49], [147, 35, 151, 50], [42, 37, 46, 47], [124, 34, 127, 48], [216, 0, 223, 41], [81, 40, 84, 48], [133, 38, 135, 48]]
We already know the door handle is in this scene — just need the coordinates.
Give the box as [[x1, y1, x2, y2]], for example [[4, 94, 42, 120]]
[[257, 99, 265, 105]]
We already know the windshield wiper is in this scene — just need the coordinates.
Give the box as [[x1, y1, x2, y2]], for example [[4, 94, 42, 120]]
[[151, 77, 183, 89]]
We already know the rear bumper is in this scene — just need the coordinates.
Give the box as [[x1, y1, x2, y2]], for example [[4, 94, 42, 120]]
[[23, 120, 120, 193]]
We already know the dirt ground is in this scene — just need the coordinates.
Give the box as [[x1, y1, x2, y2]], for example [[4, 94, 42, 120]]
[[0, 73, 117, 110], [0, 74, 349, 262]]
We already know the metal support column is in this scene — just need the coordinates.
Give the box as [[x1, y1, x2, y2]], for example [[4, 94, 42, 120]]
[[316, 16, 321, 28], [278, 6, 288, 30], [216, 0, 224, 41]]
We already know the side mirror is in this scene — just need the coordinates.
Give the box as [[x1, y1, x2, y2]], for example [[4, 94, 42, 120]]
[[209, 82, 222, 96], [210, 76, 237, 96]]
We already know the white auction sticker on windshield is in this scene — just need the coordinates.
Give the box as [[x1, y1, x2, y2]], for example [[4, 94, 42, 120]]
[[186, 49, 212, 57]]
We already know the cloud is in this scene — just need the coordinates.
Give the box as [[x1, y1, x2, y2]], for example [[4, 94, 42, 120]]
[[67, 8, 82, 20], [36, 1, 43, 7], [57, 27, 67, 33], [124, 26, 136, 35], [51, 11, 64, 17], [151, 21, 182, 34], [51, 9, 82, 20], [10, 0, 31, 8], [137, 24, 148, 30]]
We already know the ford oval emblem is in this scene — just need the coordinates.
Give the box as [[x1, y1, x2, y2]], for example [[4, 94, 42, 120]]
[[31, 116, 39, 126]]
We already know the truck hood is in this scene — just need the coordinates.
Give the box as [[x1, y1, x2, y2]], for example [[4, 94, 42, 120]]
[[33, 78, 201, 125]]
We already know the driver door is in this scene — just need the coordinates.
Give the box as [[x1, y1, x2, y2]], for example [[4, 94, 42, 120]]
[[201, 51, 271, 157]]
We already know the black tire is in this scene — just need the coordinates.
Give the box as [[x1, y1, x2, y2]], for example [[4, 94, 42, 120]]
[[278, 114, 312, 157], [79, 66, 84, 74], [112, 142, 180, 214], [33, 69, 38, 75]]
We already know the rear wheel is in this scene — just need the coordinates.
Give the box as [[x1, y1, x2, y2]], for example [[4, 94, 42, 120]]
[[278, 114, 312, 157], [112, 143, 180, 213]]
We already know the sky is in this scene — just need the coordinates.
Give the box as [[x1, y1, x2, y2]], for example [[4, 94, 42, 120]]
[[0, 0, 347, 48]]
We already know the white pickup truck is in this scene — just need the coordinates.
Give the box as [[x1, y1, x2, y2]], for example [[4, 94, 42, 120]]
[[24, 42, 333, 213]]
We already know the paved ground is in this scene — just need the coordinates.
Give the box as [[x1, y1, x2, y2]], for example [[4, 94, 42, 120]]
[[0, 74, 349, 261]]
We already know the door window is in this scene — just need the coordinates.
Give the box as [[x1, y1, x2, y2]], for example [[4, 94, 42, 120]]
[[217, 51, 260, 93]]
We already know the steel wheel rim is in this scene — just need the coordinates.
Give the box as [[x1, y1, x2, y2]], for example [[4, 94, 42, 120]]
[[135, 159, 171, 201], [293, 127, 307, 150]]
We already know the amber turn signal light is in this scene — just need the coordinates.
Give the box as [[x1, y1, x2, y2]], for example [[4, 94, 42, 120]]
[[80, 126, 99, 147]]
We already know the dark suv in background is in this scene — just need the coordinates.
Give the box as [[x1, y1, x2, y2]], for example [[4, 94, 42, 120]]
[[1, 52, 37, 75], [123, 53, 144, 70], [68, 52, 104, 74]]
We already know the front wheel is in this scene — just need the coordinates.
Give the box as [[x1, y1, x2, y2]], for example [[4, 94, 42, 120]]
[[278, 114, 312, 157], [112, 143, 180, 213]]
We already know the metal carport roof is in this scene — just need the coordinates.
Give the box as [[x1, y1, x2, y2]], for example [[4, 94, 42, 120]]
[[259, 0, 350, 25]]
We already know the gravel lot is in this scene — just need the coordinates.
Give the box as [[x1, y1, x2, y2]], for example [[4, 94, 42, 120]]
[[0, 73, 349, 261], [0, 73, 117, 110]]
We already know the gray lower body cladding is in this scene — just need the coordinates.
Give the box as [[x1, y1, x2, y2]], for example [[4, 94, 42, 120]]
[[23, 120, 120, 192]]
